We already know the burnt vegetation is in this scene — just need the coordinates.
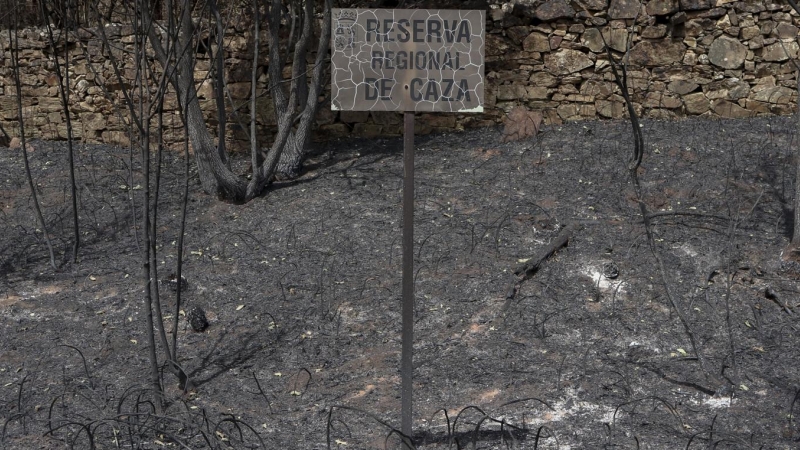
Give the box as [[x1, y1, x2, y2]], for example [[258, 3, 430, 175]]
[[3, 0, 800, 449]]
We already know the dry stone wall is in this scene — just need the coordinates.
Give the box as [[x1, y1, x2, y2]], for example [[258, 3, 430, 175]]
[[1, 0, 799, 148]]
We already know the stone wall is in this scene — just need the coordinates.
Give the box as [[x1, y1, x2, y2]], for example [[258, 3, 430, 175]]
[[0, 0, 799, 148]]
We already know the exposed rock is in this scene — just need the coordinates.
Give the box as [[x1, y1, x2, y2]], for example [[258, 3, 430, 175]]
[[708, 35, 748, 69], [629, 41, 686, 66], [544, 49, 594, 75]]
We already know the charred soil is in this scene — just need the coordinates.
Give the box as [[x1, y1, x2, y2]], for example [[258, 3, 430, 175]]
[[2, 116, 800, 449]]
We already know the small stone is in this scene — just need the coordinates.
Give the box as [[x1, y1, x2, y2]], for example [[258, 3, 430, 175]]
[[602, 262, 620, 279], [164, 273, 188, 292], [186, 307, 208, 332]]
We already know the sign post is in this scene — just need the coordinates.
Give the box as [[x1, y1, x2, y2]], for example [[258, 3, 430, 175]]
[[331, 8, 485, 441]]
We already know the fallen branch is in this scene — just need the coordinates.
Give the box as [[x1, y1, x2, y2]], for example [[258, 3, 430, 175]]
[[505, 223, 576, 301]]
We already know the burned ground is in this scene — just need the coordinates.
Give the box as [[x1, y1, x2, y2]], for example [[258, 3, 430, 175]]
[[2, 116, 800, 449]]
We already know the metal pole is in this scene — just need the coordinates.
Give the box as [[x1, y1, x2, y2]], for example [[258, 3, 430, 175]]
[[401, 111, 415, 441]]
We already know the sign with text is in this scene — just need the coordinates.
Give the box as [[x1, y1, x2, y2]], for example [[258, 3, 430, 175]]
[[331, 9, 485, 113]]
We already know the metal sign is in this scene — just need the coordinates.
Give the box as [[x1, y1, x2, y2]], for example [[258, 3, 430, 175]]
[[331, 9, 485, 112]]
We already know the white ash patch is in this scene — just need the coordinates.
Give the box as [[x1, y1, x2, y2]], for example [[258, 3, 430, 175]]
[[581, 263, 627, 293]]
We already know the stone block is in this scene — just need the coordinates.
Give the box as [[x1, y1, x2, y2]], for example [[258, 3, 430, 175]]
[[708, 35, 748, 69], [318, 123, 349, 138], [762, 41, 799, 61], [370, 111, 400, 126], [506, 26, 531, 46], [422, 114, 457, 128], [740, 26, 760, 40], [580, 80, 613, 97], [523, 32, 551, 52], [774, 22, 799, 40], [496, 84, 527, 101], [609, 0, 641, 19], [544, 48, 594, 74], [668, 79, 699, 95], [751, 85, 793, 103], [556, 103, 580, 119], [711, 98, 755, 117], [683, 92, 710, 113], [596, 99, 625, 118], [644, 92, 682, 108], [642, 25, 668, 38], [535, 0, 576, 21], [316, 107, 337, 126], [629, 41, 686, 66], [646, 0, 679, 15], [680, 0, 714, 9], [353, 123, 382, 138], [526, 86, 550, 99], [227, 82, 251, 100], [340, 110, 370, 123]]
